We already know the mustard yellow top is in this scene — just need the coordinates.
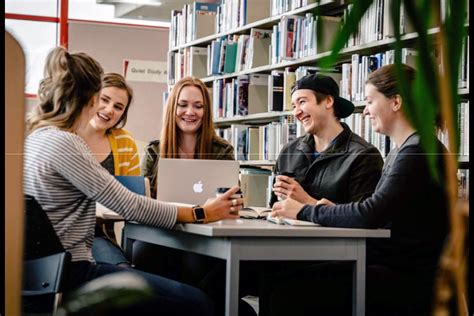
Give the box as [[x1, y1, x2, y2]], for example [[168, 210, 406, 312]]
[[107, 128, 141, 176]]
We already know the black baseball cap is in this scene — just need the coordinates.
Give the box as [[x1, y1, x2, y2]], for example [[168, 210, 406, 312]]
[[291, 73, 355, 118]]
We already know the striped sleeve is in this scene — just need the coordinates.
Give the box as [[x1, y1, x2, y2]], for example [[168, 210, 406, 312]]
[[41, 130, 177, 229]]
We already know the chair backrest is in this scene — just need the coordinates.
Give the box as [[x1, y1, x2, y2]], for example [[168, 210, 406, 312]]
[[24, 195, 65, 260], [23, 195, 70, 296], [22, 252, 70, 296]]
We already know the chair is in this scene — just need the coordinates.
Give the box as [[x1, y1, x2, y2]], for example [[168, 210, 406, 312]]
[[22, 195, 71, 315]]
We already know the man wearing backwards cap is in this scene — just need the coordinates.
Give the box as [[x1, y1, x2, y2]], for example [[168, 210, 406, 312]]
[[235, 73, 385, 316], [270, 73, 383, 207]]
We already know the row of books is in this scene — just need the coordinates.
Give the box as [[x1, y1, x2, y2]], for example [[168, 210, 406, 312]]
[[212, 74, 269, 119], [208, 29, 272, 76], [169, 0, 275, 48], [215, 111, 391, 160], [169, 2, 219, 49], [437, 102, 470, 158], [343, 0, 435, 48], [216, 118, 301, 162], [216, 0, 271, 34], [214, 102, 468, 164], [340, 48, 417, 102], [169, 0, 443, 52], [211, 66, 340, 120], [271, 14, 341, 64], [167, 0, 315, 50]]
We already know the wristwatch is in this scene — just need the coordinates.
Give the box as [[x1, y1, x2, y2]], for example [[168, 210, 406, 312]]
[[192, 205, 206, 223]]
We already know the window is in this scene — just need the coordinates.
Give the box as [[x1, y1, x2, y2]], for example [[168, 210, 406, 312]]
[[6, 20, 58, 94], [5, 0, 59, 17]]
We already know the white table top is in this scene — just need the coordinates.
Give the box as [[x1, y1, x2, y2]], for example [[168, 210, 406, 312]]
[[172, 219, 390, 238]]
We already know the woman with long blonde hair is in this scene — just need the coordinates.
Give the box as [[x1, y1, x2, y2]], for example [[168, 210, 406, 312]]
[[137, 77, 235, 312], [142, 76, 234, 198]]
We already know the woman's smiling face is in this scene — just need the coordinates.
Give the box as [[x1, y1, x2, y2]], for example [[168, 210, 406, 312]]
[[90, 86, 128, 132], [175, 85, 204, 135]]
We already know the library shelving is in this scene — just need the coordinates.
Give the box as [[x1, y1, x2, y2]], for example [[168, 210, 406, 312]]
[[166, 0, 469, 201]]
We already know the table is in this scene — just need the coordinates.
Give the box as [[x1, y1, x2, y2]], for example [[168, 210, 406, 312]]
[[123, 219, 390, 316]]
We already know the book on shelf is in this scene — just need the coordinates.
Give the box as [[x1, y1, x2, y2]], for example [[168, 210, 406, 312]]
[[169, 9, 182, 48], [280, 15, 300, 60], [247, 126, 260, 161], [315, 16, 342, 54], [245, 0, 271, 25], [232, 124, 249, 161], [223, 40, 238, 73], [401, 48, 418, 69], [193, 2, 219, 40], [268, 70, 285, 111], [235, 34, 250, 72], [209, 39, 223, 75], [247, 28, 272, 69], [189, 46, 208, 78], [236, 75, 250, 116], [283, 67, 296, 111], [248, 74, 269, 115]]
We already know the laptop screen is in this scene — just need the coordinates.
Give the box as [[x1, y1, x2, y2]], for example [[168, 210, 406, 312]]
[[156, 158, 240, 205]]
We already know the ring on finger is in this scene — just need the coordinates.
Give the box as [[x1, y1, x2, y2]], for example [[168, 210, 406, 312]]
[[232, 199, 237, 206]]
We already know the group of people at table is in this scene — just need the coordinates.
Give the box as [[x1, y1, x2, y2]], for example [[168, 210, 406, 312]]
[[24, 46, 448, 315]]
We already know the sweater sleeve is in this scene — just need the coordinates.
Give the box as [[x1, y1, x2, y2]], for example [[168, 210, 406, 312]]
[[53, 133, 177, 229], [297, 145, 426, 228]]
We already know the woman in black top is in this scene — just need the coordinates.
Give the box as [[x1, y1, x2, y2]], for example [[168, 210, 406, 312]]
[[266, 64, 449, 315]]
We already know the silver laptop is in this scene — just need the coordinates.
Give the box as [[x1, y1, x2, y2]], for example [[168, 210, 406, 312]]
[[156, 158, 240, 205]]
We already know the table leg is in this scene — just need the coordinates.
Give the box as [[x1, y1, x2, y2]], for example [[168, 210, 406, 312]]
[[225, 242, 240, 316], [353, 240, 366, 316]]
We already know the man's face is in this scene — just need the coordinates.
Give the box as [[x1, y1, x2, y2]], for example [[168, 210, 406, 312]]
[[292, 89, 333, 135]]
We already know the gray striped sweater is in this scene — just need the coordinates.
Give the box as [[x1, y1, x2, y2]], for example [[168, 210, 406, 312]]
[[23, 127, 178, 262]]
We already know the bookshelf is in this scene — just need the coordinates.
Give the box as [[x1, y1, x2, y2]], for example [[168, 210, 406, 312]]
[[167, 0, 469, 200]]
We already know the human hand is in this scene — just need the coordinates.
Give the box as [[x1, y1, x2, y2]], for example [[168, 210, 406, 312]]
[[271, 198, 305, 219], [273, 175, 317, 204], [202, 186, 243, 223]]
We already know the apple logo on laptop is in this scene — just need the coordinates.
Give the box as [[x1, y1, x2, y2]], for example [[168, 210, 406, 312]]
[[193, 180, 204, 193]]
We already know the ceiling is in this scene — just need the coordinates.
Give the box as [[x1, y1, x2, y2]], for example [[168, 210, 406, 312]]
[[97, 0, 219, 22]]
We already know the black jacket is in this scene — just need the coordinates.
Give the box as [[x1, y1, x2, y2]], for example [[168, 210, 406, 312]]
[[270, 123, 384, 205], [298, 133, 449, 274]]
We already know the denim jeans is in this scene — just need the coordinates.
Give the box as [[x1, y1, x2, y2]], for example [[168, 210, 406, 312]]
[[62, 261, 215, 316], [92, 236, 129, 265]]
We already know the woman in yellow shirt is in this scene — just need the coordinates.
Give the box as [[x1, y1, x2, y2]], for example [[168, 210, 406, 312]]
[[76, 72, 139, 267]]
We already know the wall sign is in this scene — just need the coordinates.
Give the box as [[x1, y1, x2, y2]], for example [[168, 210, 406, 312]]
[[123, 59, 167, 83]]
